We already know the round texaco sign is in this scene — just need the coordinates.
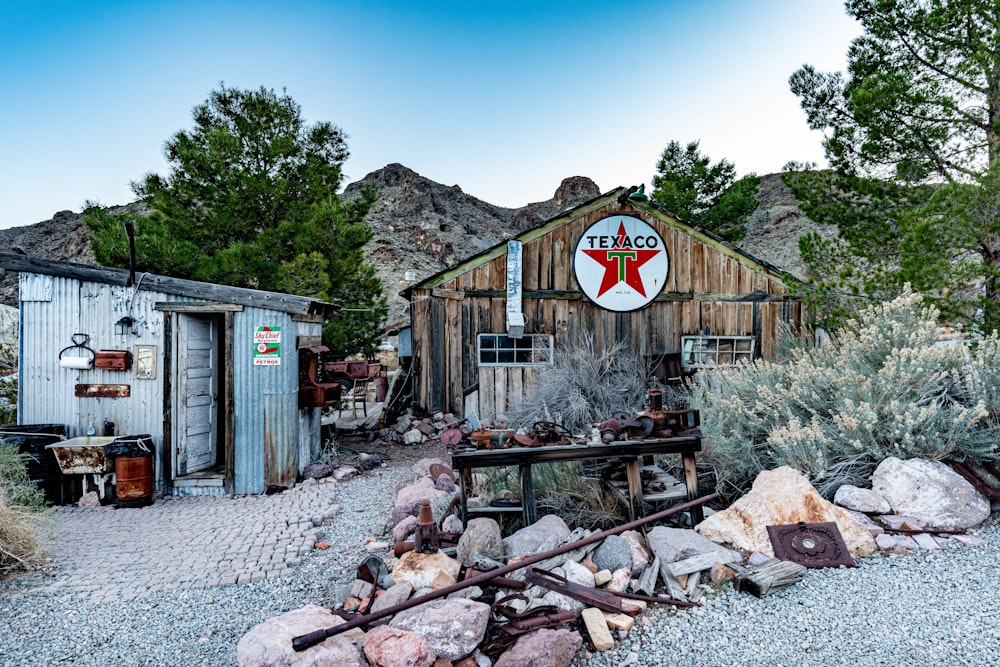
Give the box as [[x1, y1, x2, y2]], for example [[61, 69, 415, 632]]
[[573, 215, 669, 312]]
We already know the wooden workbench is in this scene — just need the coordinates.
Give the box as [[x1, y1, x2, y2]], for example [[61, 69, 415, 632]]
[[451, 437, 703, 527]]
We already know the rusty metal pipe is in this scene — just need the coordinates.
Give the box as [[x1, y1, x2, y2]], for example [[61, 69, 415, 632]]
[[291, 491, 720, 651]]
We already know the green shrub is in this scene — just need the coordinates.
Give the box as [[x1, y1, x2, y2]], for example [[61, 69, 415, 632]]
[[687, 289, 1000, 497]]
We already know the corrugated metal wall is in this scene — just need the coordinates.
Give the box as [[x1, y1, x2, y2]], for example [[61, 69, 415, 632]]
[[19, 275, 170, 487], [232, 307, 298, 494], [18, 274, 314, 496]]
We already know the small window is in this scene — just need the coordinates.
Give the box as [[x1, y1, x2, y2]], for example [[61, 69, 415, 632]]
[[478, 334, 553, 367], [681, 335, 755, 369]]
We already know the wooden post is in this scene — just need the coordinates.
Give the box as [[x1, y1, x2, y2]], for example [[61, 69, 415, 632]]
[[624, 458, 644, 521], [520, 463, 537, 525], [682, 452, 703, 524]]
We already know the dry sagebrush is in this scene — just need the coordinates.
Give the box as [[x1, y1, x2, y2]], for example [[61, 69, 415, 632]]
[[687, 289, 1000, 497], [507, 332, 647, 434]]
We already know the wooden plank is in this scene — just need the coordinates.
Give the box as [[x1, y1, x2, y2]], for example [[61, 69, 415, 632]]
[[447, 297, 463, 413], [682, 451, 702, 523], [154, 302, 244, 312], [430, 288, 465, 300], [223, 311, 235, 495], [667, 550, 738, 578], [552, 225, 569, 291], [625, 458, 643, 521]]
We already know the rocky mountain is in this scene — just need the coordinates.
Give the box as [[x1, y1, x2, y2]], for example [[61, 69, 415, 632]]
[[0, 167, 828, 328], [342, 163, 602, 322]]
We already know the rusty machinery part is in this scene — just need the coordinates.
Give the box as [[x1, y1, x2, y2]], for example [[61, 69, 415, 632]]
[[599, 417, 621, 443], [413, 499, 440, 553], [291, 491, 720, 651], [609, 412, 654, 439], [393, 535, 460, 557], [766, 521, 856, 569], [513, 433, 542, 448], [531, 421, 575, 445], [482, 594, 578, 657], [356, 555, 394, 590], [428, 463, 456, 483], [440, 428, 464, 447], [524, 567, 630, 615], [646, 388, 666, 412]]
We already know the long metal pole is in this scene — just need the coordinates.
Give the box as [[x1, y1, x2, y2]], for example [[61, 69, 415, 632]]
[[292, 491, 719, 651]]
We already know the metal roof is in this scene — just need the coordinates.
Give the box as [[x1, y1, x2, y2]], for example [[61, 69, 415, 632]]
[[0, 253, 338, 318]]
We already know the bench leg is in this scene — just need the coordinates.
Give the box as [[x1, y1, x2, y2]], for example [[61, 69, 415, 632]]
[[519, 464, 537, 526]]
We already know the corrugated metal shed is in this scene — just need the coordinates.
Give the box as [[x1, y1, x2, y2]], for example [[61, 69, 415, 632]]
[[1, 254, 337, 498]]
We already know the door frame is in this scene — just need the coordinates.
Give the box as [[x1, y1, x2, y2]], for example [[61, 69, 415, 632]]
[[158, 303, 238, 494]]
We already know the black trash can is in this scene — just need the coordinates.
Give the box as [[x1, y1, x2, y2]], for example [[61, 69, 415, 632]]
[[0, 424, 67, 504]]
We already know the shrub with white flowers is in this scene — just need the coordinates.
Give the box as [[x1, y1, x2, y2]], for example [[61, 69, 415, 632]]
[[686, 288, 1000, 497]]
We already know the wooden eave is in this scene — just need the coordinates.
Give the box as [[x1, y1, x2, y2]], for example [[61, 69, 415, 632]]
[[0, 253, 339, 319], [402, 187, 801, 297]]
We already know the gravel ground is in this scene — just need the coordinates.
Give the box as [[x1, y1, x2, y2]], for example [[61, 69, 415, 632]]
[[3, 442, 1000, 667], [0, 440, 441, 667], [573, 515, 1000, 667]]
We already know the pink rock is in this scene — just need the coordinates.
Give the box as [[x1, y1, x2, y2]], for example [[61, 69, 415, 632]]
[[237, 604, 365, 666], [494, 628, 583, 667], [393, 516, 418, 542], [363, 625, 436, 667]]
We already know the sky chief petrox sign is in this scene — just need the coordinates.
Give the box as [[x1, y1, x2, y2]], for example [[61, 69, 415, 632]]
[[573, 214, 669, 312]]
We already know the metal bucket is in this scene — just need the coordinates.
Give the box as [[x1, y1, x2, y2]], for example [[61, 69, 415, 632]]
[[115, 455, 154, 507]]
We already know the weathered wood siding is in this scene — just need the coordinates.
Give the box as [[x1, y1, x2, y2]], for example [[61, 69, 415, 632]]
[[410, 198, 804, 417]]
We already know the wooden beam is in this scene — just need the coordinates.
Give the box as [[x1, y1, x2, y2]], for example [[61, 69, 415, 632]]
[[458, 289, 800, 303], [154, 302, 244, 312]]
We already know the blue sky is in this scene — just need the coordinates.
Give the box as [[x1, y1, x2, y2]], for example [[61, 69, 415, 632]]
[[0, 1, 860, 229]]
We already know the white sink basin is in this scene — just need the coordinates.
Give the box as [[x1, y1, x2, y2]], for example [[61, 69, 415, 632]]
[[46, 436, 117, 474]]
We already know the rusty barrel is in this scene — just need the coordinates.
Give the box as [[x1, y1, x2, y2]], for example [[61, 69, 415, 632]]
[[115, 455, 154, 507], [373, 376, 389, 402]]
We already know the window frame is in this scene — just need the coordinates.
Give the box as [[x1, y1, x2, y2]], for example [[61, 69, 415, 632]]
[[680, 335, 755, 369], [477, 333, 554, 367]]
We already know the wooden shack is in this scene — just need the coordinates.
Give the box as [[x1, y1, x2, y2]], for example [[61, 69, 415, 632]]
[[404, 188, 805, 419], [0, 253, 338, 497]]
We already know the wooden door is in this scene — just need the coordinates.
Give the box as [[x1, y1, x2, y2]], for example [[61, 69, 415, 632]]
[[174, 314, 219, 476]]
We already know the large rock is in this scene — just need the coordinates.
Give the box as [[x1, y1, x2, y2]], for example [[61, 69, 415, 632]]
[[503, 514, 570, 558], [363, 625, 435, 667], [456, 518, 503, 567], [872, 457, 990, 531], [591, 535, 632, 574], [834, 484, 891, 514], [695, 466, 877, 557], [389, 598, 490, 661], [412, 457, 450, 477], [302, 463, 334, 480], [392, 480, 451, 525], [494, 628, 583, 667], [237, 604, 365, 667], [392, 550, 462, 590], [619, 530, 651, 577]]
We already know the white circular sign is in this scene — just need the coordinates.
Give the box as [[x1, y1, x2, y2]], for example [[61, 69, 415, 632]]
[[573, 215, 669, 311]]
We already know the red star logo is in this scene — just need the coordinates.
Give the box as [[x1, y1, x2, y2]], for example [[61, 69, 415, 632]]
[[582, 222, 661, 297]]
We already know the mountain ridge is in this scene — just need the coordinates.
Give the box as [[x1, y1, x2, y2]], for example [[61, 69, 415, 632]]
[[0, 167, 826, 325]]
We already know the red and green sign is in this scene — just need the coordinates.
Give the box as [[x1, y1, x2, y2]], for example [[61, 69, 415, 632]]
[[253, 326, 281, 366], [573, 215, 669, 311]]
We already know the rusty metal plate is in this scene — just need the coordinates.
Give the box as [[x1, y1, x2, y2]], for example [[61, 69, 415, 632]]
[[767, 521, 855, 569], [75, 383, 131, 398]]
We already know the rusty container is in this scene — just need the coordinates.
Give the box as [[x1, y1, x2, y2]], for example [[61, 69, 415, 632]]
[[373, 376, 389, 402], [115, 455, 154, 507]]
